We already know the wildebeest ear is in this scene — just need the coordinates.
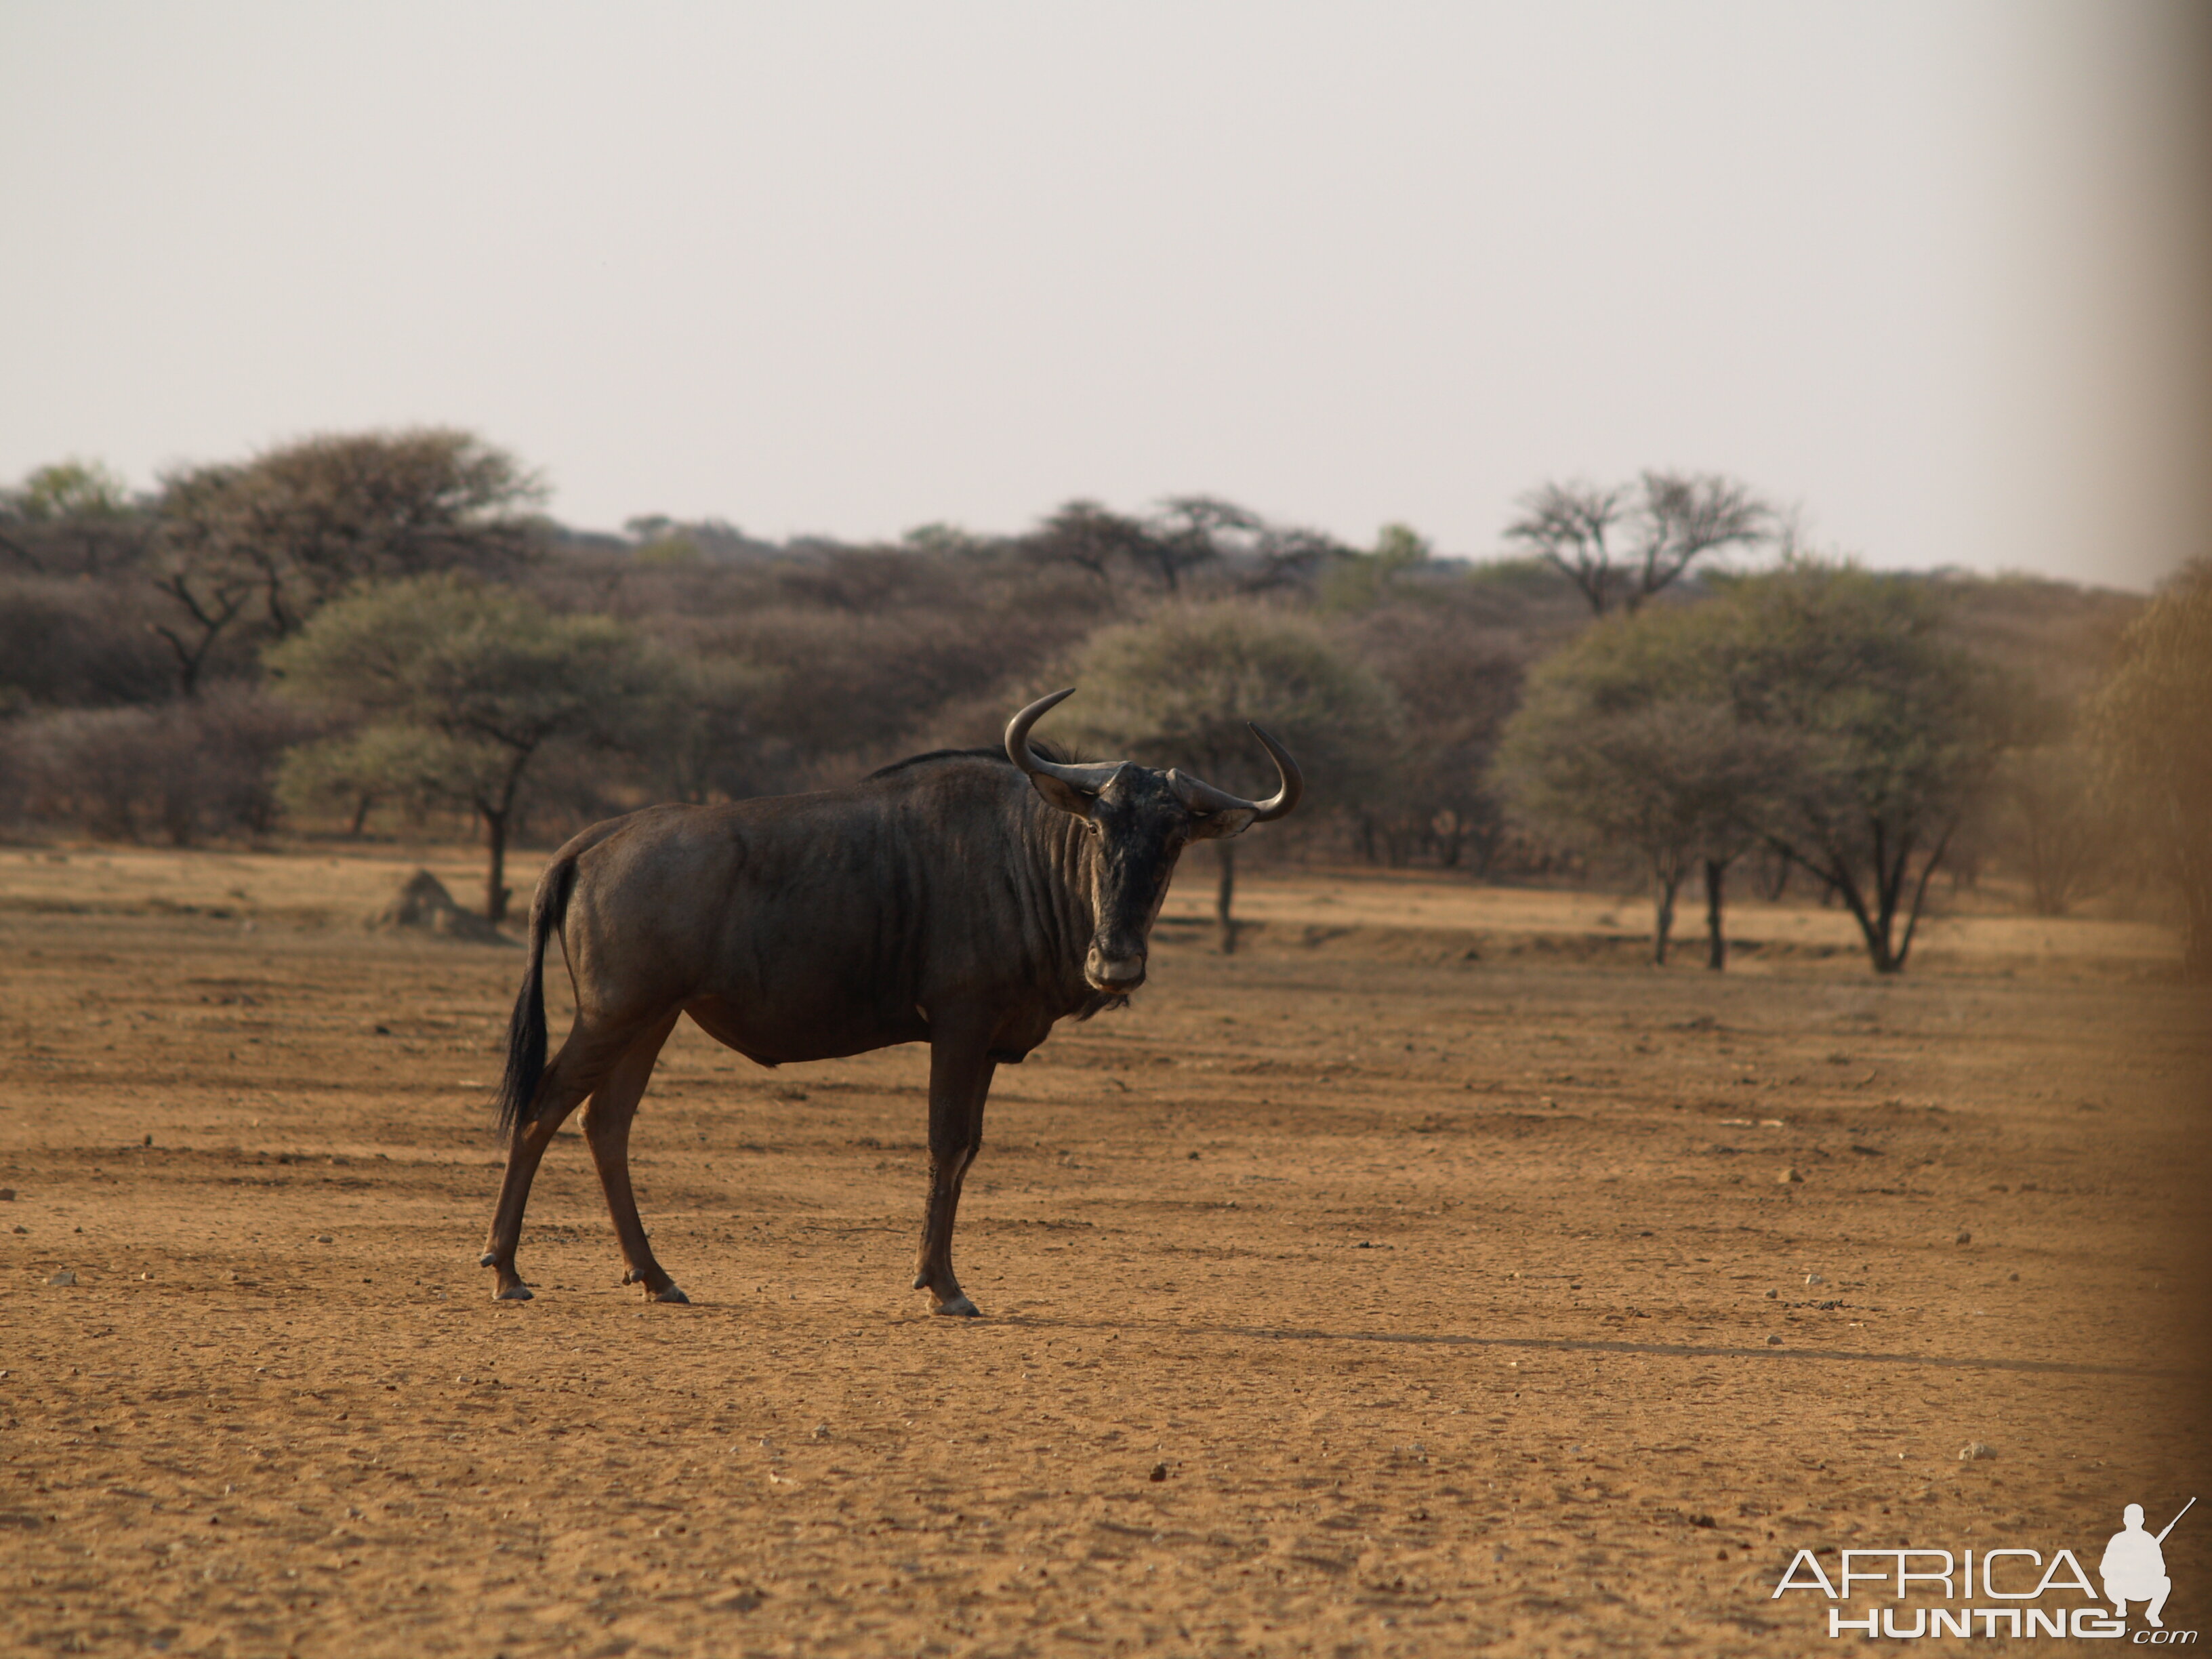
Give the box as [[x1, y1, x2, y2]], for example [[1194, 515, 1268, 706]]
[[1025, 771, 1097, 821], [1187, 807, 1257, 840]]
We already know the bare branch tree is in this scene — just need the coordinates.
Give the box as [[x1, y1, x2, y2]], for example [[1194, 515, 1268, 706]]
[[1241, 524, 1345, 592], [1631, 470, 1774, 611], [1502, 481, 1629, 613], [147, 570, 253, 699], [1142, 495, 1258, 592], [1504, 472, 1774, 615]]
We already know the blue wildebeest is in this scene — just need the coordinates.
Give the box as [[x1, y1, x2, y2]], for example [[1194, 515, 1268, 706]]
[[478, 689, 1301, 1312]]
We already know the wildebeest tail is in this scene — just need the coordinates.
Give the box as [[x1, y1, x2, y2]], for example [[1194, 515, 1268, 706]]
[[491, 856, 578, 1135]]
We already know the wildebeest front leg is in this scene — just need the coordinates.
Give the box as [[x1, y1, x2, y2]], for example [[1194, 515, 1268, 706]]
[[914, 1020, 996, 1316], [581, 1013, 687, 1303]]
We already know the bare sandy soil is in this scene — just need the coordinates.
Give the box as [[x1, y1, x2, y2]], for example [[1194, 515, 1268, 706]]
[[2, 846, 2207, 1657]]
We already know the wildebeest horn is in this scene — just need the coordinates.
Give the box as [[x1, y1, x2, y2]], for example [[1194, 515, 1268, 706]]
[[1005, 689, 1124, 792], [1168, 724, 1304, 823]]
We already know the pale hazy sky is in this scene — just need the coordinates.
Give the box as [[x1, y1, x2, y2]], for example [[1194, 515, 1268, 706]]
[[3, 3, 2205, 588]]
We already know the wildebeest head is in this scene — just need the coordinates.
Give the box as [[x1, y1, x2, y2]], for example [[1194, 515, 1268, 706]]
[[1006, 688, 1303, 994]]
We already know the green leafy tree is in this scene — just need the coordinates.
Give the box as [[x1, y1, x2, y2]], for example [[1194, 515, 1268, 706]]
[[269, 575, 662, 922], [276, 722, 472, 839], [0, 458, 150, 579], [2089, 562, 2212, 976], [1498, 606, 1782, 966], [1709, 563, 2018, 973], [899, 523, 993, 558], [1322, 523, 1432, 612], [5, 459, 133, 522], [1057, 604, 1399, 950]]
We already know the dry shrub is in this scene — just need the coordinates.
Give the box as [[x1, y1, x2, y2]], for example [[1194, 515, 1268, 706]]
[[0, 688, 316, 844], [694, 600, 1094, 794], [0, 577, 176, 712]]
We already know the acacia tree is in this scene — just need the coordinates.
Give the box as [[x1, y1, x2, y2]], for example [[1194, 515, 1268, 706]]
[[1021, 495, 1285, 595], [1143, 496, 1258, 592], [1497, 607, 1780, 966], [1057, 604, 1399, 951], [1504, 471, 1774, 615], [269, 575, 663, 922], [1020, 500, 1158, 591], [144, 464, 257, 697], [152, 429, 544, 694], [2089, 562, 2212, 976], [1710, 564, 2017, 974], [0, 459, 152, 583]]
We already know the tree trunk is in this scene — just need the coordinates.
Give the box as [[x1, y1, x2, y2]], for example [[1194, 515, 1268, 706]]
[[2185, 882, 2212, 981], [1760, 849, 1790, 902], [1434, 811, 1463, 869], [1885, 823, 1953, 973], [150, 575, 249, 699], [348, 792, 373, 838], [478, 745, 541, 926], [1471, 827, 1502, 878], [1216, 840, 1238, 955], [1793, 822, 1954, 976], [161, 784, 196, 848], [483, 807, 511, 925], [1652, 869, 1681, 965], [1704, 858, 1727, 970]]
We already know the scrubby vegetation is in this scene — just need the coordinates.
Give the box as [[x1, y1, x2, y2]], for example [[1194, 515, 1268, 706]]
[[0, 429, 2188, 972]]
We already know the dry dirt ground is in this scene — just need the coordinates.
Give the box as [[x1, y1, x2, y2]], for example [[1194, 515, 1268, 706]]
[[1, 846, 2207, 1658]]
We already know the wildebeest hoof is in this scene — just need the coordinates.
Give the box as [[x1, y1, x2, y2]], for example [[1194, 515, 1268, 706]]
[[478, 1250, 498, 1268], [651, 1283, 690, 1305], [933, 1294, 982, 1317], [495, 1282, 533, 1302]]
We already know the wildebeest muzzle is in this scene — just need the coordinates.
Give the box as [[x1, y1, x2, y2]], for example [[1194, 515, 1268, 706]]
[[1084, 943, 1148, 993]]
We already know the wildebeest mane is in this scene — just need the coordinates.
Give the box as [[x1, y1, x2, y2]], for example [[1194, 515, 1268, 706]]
[[869, 739, 1082, 780]]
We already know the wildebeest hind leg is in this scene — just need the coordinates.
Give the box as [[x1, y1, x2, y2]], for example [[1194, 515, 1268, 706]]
[[914, 1021, 996, 1316], [480, 1024, 645, 1300], [581, 1013, 688, 1303]]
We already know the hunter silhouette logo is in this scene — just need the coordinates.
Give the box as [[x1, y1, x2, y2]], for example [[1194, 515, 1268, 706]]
[[1771, 1495, 2196, 1640], [2105, 1498, 2191, 1630]]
